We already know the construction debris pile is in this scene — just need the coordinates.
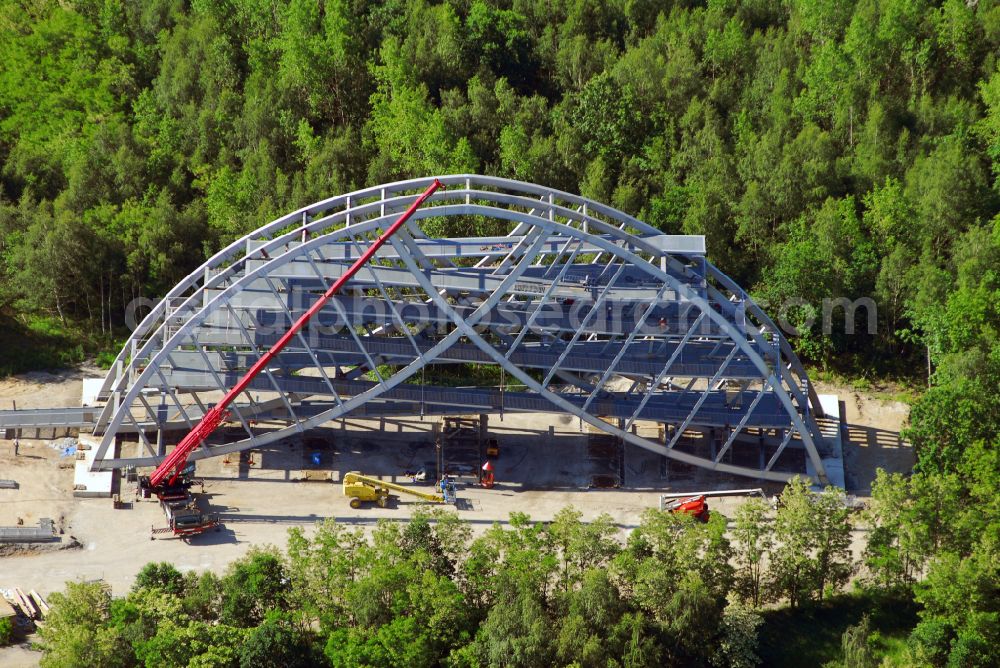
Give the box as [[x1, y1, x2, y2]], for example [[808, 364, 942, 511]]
[[1, 587, 49, 636]]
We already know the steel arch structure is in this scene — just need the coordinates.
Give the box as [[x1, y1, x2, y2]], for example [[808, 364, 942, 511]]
[[89, 175, 830, 483]]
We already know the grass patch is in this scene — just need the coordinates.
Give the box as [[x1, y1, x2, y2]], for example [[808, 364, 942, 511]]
[[758, 591, 918, 668], [0, 314, 84, 376], [0, 314, 124, 377], [810, 366, 921, 404], [94, 337, 127, 369], [872, 632, 913, 667], [368, 362, 543, 389]]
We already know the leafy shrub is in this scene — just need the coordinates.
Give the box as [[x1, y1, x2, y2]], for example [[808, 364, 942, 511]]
[[0, 617, 13, 646]]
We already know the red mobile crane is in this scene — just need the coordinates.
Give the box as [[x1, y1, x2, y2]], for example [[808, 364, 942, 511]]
[[140, 180, 443, 535]]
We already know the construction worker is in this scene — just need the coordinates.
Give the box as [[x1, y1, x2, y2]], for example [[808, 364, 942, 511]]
[[481, 460, 495, 489]]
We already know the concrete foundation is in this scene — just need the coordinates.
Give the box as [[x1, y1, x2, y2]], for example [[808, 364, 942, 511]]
[[73, 435, 113, 498], [811, 394, 846, 489], [0, 518, 56, 543]]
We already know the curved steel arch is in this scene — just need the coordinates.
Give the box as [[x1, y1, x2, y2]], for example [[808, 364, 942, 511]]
[[91, 175, 829, 483]]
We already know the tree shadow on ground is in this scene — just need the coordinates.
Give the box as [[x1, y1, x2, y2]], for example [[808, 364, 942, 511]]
[[0, 315, 85, 377], [759, 592, 918, 667]]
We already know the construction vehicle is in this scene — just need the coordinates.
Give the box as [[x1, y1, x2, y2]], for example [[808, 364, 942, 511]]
[[150, 489, 219, 540], [659, 488, 775, 523], [135, 180, 443, 537], [342, 471, 455, 508], [155, 498, 219, 539], [666, 495, 711, 522], [485, 437, 500, 458]]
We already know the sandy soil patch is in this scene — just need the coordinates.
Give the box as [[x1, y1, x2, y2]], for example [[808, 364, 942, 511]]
[[813, 380, 912, 494]]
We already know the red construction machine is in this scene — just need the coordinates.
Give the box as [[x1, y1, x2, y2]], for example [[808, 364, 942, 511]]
[[138, 180, 443, 537], [150, 483, 220, 540], [661, 488, 770, 523], [666, 495, 711, 523]]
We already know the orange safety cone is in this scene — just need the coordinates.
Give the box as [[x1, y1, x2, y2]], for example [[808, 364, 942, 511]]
[[481, 460, 495, 488]]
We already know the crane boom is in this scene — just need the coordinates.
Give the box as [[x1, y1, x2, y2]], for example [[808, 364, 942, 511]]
[[147, 179, 443, 489]]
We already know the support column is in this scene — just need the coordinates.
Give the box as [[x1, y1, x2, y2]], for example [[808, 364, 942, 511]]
[[433, 422, 442, 482], [659, 422, 669, 479], [616, 418, 626, 486]]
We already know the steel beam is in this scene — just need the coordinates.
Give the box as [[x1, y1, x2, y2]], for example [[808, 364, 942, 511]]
[[75, 175, 828, 484]]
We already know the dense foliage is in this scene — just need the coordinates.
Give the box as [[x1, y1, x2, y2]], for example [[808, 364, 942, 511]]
[[34, 474, 997, 667], [4, 1, 1000, 665], [1, 0, 999, 453], [0, 616, 12, 646], [861, 446, 1000, 667], [1, 0, 999, 458], [37, 491, 854, 668]]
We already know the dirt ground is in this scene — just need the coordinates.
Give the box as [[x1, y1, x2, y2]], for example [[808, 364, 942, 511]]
[[0, 365, 101, 410], [813, 380, 913, 494], [0, 368, 913, 666]]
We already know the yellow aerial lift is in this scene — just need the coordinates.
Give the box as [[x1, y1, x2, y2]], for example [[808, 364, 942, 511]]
[[342, 471, 456, 508]]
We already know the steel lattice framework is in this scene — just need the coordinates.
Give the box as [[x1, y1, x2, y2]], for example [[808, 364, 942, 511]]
[[89, 175, 830, 483]]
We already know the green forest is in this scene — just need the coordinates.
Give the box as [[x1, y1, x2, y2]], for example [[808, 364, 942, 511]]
[[1, 0, 999, 666], [31, 474, 1000, 668]]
